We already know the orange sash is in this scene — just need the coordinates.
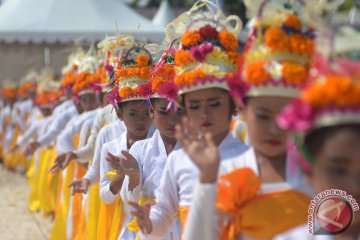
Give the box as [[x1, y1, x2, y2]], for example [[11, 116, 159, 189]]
[[216, 168, 310, 239]]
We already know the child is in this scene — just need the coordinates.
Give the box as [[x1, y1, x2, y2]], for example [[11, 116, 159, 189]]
[[129, 1, 248, 238], [183, 1, 316, 239], [275, 25, 360, 239]]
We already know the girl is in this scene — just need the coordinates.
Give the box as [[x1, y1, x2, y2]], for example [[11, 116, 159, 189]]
[[183, 1, 316, 239], [129, 1, 248, 238], [275, 25, 360, 239], [107, 47, 185, 240]]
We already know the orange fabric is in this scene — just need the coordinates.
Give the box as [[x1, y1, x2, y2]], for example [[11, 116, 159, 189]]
[[216, 168, 310, 239]]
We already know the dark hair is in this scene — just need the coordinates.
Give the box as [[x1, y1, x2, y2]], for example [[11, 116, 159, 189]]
[[116, 100, 148, 111], [304, 124, 360, 158]]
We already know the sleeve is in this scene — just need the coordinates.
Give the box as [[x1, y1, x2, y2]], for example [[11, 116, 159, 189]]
[[74, 110, 104, 163], [82, 127, 105, 185], [55, 122, 77, 154], [183, 182, 220, 240], [37, 108, 76, 146], [78, 119, 93, 148], [144, 155, 179, 238], [118, 143, 142, 215], [99, 143, 119, 204], [16, 121, 40, 146]]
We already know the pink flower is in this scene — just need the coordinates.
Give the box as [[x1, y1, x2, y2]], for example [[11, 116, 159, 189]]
[[158, 82, 179, 102], [190, 43, 214, 62], [139, 83, 153, 97], [226, 73, 249, 100], [277, 99, 315, 131], [336, 58, 360, 76], [105, 64, 114, 73]]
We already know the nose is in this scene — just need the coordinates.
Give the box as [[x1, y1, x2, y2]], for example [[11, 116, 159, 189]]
[[267, 118, 283, 136]]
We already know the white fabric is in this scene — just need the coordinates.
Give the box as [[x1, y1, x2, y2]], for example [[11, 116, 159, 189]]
[[0, 0, 163, 43], [16, 116, 45, 146], [83, 120, 125, 184], [119, 130, 181, 240], [37, 105, 77, 147], [146, 134, 248, 239], [184, 147, 313, 240], [55, 108, 100, 154], [1, 105, 13, 153], [78, 118, 94, 148], [74, 104, 119, 164]]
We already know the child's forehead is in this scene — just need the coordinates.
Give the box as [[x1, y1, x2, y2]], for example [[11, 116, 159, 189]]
[[184, 89, 227, 101]]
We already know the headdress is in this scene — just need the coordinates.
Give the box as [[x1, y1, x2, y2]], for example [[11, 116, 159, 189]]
[[229, 0, 315, 99], [170, 0, 242, 97]]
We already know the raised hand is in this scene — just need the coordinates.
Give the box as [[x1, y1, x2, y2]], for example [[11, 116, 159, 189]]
[[175, 117, 220, 183], [68, 178, 90, 195], [128, 200, 156, 235], [25, 141, 40, 156]]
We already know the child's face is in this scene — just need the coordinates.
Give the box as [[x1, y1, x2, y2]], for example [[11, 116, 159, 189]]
[[240, 97, 290, 158], [183, 88, 232, 140], [119, 101, 152, 138], [150, 98, 184, 140], [79, 92, 99, 112], [310, 128, 360, 230]]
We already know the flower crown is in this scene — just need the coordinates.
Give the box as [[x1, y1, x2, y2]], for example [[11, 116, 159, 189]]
[[1, 87, 17, 100], [114, 44, 157, 103], [175, 23, 242, 95], [61, 64, 78, 90], [35, 91, 58, 108], [72, 70, 102, 97], [278, 54, 360, 132], [240, 0, 315, 98]]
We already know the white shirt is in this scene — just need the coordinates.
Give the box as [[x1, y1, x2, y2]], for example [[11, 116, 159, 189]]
[[184, 147, 313, 240], [56, 108, 100, 154], [83, 120, 125, 184], [74, 104, 119, 164], [146, 134, 248, 239], [119, 130, 181, 240], [38, 106, 78, 147]]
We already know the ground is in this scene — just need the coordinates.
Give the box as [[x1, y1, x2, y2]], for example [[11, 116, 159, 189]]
[[0, 165, 52, 240]]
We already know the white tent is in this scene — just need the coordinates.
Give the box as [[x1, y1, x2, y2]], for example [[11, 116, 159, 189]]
[[0, 0, 164, 43], [152, 0, 175, 28]]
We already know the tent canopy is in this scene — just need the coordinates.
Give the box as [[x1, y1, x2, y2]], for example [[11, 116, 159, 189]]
[[0, 0, 164, 43]]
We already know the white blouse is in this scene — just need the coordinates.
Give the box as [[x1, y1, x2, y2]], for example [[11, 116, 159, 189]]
[[119, 130, 182, 240], [145, 134, 248, 239]]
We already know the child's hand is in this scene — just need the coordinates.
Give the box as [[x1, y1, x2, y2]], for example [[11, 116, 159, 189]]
[[175, 117, 220, 183], [49, 153, 67, 173], [68, 178, 90, 195], [105, 152, 125, 177], [128, 200, 155, 235]]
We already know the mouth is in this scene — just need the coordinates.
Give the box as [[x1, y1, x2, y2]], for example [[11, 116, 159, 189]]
[[201, 122, 213, 128], [166, 126, 176, 132], [136, 126, 146, 131], [266, 139, 282, 146]]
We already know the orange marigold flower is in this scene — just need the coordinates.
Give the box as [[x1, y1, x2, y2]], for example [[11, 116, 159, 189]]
[[265, 28, 289, 52], [218, 30, 238, 51], [289, 34, 314, 56], [284, 14, 302, 30], [182, 31, 204, 47], [157, 64, 175, 79], [282, 61, 307, 84], [136, 54, 149, 67], [119, 86, 133, 98], [151, 77, 168, 92], [245, 61, 271, 84], [175, 69, 206, 87], [227, 51, 242, 65], [175, 50, 193, 66]]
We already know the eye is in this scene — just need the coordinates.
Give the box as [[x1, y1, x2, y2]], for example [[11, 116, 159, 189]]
[[209, 100, 220, 108], [189, 103, 199, 110], [129, 112, 137, 117], [325, 166, 347, 176], [256, 112, 270, 120]]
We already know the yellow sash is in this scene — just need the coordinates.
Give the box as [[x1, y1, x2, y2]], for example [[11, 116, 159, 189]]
[[86, 184, 101, 240], [216, 168, 310, 239]]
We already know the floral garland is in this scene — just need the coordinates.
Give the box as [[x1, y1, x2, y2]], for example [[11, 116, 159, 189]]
[[244, 60, 308, 85], [61, 64, 78, 89], [1, 88, 17, 100], [261, 14, 315, 57], [277, 57, 360, 131], [72, 71, 101, 95], [36, 91, 58, 107]]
